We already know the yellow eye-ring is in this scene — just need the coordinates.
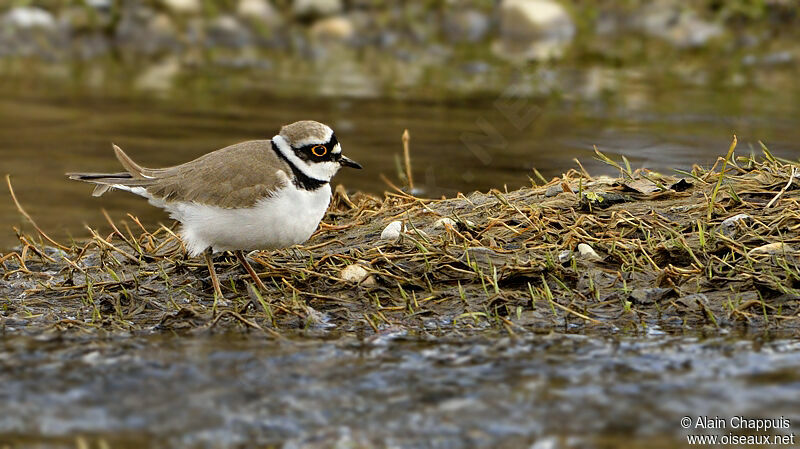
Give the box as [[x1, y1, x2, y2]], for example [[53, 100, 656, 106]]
[[311, 145, 327, 157]]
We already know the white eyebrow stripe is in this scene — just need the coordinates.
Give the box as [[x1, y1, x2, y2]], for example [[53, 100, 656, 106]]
[[293, 128, 334, 148]]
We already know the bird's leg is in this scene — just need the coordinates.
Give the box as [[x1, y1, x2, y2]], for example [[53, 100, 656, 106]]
[[204, 249, 224, 300], [235, 250, 268, 292]]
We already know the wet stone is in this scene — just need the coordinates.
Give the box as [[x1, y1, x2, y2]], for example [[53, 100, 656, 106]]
[[621, 179, 662, 194], [3, 7, 56, 29], [115, 8, 180, 55], [237, 0, 278, 22], [669, 178, 693, 192], [634, 2, 723, 49], [579, 192, 631, 210], [207, 15, 253, 48], [304, 305, 334, 329], [718, 213, 752, 238], [293, 0, 343, 19], [497, 0, 575, 60], [674, 293, 709, 311], [310, 16, 355, 42], [545, 184, 566, 197], [161, 0, 201, 14], [442, 9, 490, 43], [461, 247, 502, 270], [629, 288, 673, 305], [86, 0, 112, 10]]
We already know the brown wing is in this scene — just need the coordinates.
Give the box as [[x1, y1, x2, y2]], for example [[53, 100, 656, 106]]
[[146, 140, 292, 208]]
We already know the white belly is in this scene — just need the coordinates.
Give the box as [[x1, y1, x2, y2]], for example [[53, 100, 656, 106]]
[[162, 184, 331, 256]]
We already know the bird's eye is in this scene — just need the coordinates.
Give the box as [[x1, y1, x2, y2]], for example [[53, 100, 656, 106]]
[[311, 145, 327, 157]]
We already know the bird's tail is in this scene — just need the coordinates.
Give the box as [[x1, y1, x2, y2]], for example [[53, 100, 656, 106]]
[[67, 144, 156, 197]]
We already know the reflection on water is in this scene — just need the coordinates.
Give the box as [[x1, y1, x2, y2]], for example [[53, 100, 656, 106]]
[[1, 331, 799, 448], [1, 67, 800, 249]]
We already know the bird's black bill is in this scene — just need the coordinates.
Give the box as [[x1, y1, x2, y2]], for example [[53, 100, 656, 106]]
[[339, 156, 363, 169]]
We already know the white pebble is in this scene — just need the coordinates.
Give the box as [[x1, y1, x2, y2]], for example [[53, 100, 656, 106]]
[[161, 0, 201, 13], [380, 221, 405, 240], [721, 213, 751, 226], [577, 243, 602, 261], [748, 242, 791, 256], [719, 213, 752, 237], [340, 264, 369, 283], [4, 7, 55, 29], [434, 217, 457, 229]]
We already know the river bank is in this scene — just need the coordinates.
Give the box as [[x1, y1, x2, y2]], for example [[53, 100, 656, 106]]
[[2, 0, 799, 102]]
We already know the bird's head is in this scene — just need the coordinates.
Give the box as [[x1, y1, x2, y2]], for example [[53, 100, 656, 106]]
[[272, 120, 361, 182]]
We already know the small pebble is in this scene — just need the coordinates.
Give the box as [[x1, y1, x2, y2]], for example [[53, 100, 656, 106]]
[[673, 293, 709, 311], [434, 217, 457, 229], [380, 221, 405, 240], [3, 7, 56, 29], [748, 242, 791, 256], [340, 264, 369, 283], [310, 16, 354, 41], [629, 287, 672, 305], [577, 243, 602, 261], [161, 0, 201, 14], [719, 213, 752, 237], [557, 249, 572, 263], [304, 305, 334, 329], [237, 0, 276, 20], [544, 185, 563, 197], [362, 275, 377, 287]]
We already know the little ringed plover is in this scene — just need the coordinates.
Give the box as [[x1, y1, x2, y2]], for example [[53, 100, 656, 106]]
[[68, 120, 362, 297]]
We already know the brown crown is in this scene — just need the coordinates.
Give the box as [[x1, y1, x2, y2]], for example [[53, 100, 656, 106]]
[[279, 120, 332, 146]]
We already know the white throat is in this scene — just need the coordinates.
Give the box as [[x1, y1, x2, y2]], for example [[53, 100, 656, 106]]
[[272, 135, 341, 182]]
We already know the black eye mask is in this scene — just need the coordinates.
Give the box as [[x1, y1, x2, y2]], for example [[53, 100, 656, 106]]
[[271, 140, 329, 191], [293, 134, 340, 163]]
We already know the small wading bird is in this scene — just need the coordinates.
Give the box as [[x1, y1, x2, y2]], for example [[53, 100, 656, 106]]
[[68, 120, 362, 298]]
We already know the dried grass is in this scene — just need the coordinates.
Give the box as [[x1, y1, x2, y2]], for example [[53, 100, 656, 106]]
[[3, 147, 800, 336]]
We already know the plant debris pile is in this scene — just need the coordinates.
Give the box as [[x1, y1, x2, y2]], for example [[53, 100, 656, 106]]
[[3, 148, 800, 335]]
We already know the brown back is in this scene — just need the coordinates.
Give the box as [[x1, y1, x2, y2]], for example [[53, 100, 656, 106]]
[[146, 140, 292, 208]]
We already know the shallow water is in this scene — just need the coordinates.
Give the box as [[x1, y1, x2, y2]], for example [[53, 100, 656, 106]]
[[1, 330, 799, 448], [2, 65, 800, 248]]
